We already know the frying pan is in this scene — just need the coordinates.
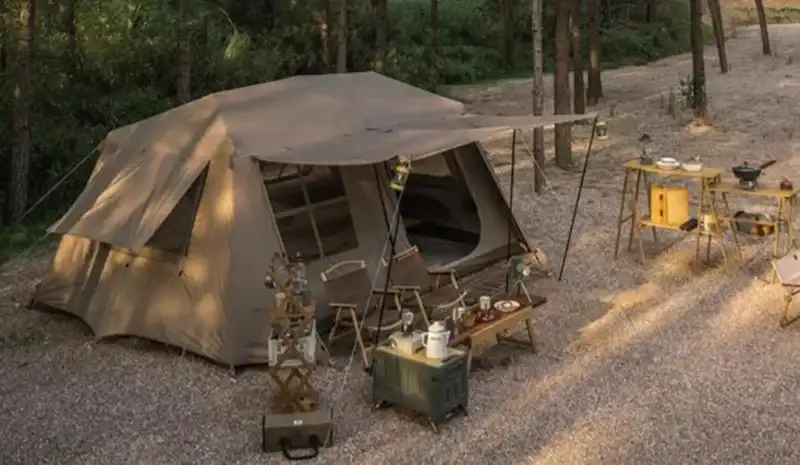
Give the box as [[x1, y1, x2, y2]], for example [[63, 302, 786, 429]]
[[732, 160, 776, 182]]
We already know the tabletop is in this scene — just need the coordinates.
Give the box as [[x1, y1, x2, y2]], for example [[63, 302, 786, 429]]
[[623, 159, 722, 179], [708, 181, 799, 199]]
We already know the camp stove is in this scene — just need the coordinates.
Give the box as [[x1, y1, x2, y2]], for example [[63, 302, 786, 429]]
[[739, 178, 758, 190]]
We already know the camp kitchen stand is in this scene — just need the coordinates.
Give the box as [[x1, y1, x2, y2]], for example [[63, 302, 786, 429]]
[[614, 159, 730, 272], [708, 181, 798, 283]]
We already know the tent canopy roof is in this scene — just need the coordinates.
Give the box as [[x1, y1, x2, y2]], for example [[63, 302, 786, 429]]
[[112, 71, 596, 165]]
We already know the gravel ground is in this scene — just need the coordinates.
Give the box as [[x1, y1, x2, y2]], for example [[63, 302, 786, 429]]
[[4, 25, 800, 465]]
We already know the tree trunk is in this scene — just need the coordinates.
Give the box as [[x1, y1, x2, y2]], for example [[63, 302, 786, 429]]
[[316, 0, 331, 71], [587, 0, 602, 106], [554, 0, 572, 169], [570, 0, 585, 115], [373, 0, 387, 73], [176, 0, 191, 104], [0, 0, 6, 74], [707, 0, 728, 73], [58, 0, 77, 55], [501, 0, 517, 68], [754, 0, 771, 55], [8, 0, 36, 222], [690, 0, 708, 122], [336, 0, 347, 73], [429, 0, 439, 87], [531, 0, 544, 193]]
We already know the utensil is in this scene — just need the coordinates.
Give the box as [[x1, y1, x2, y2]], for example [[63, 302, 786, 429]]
[[494, 300, 521, 313], [681, 160, 703, 172], [421, 321, 450, 359], [656, 157, 680, 171], [732, 160, 776, 183]]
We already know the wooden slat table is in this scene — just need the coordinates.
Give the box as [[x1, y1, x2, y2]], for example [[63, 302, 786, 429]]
[[709, 181, 799, 282], [614, 159, 724, 268], [449, 295, 545, 371]]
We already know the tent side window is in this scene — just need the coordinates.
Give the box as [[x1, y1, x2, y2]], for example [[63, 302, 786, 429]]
[[262, 163, 359, 261], [144, 168, 208, 257]]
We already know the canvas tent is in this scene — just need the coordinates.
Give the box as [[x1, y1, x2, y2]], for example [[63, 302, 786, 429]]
[[32, 72, 594, 366]]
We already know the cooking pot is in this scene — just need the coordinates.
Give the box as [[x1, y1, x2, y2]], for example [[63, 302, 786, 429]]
[[732, 160, 776, 182]]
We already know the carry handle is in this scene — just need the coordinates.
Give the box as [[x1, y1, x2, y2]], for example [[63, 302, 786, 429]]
[[279, 435, 320, 461]]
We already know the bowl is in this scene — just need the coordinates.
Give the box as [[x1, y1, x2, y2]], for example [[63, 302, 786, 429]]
[[682, 161, 703, 172], [656, 159, 680, 171]]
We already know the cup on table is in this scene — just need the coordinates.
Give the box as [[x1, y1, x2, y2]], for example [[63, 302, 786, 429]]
[[479, 296, 491, 312]]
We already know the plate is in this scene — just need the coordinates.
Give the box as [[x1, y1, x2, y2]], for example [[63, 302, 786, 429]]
[[494, 300, 521, 313]]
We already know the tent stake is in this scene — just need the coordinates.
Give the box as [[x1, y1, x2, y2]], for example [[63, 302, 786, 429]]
[[505, 129, 517, 293], [558, 117, 598, 281]]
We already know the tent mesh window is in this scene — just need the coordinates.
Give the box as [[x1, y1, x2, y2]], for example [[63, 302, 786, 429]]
[[262, 163, 359, 261], [143, 168, 208, 258]]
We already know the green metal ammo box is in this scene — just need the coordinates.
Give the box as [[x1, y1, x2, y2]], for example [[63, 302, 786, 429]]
[[372, 345, 468, 431]]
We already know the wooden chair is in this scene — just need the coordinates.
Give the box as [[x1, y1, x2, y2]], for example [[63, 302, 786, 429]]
[[321, 260, 404, 365], [384, 246, 469, 324]]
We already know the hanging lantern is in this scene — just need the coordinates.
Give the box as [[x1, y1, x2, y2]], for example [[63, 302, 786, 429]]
[[507, 256, 532, 282], [390, 157, 412, 192]]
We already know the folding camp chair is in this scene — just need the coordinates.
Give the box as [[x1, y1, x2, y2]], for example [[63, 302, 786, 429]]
[[321, 260, 404, 366], [385, 246, 469, 324]]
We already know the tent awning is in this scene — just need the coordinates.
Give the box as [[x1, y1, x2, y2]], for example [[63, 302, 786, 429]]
[[243, 112, 598, 165]]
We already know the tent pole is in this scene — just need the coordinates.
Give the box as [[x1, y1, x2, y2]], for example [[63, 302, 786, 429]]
[[505, 130, 517, 293], [366, 174, 405, 374], [558, 116, 599, 281], [372, 164, 391, 234]]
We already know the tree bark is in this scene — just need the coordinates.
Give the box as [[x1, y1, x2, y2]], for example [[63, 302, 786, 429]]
[[690, 0, 708, 122], [316, 0, 332, 71], [9, 0, 36, 222], [754, 0, 771, 55], [554, 0, 572, 169], [176, 0, 191, 104], [58, 0, 77, 55], [707, 0, 728, 73], [587, 0, 602, 105], [336, 0, 347, 73], [570, 0, 585, 115], [501, 0, 517, 68], [373, 0, 387, 73], [531, 0, 544, 193]]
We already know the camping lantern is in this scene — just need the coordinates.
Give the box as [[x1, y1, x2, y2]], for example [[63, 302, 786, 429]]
[[290, 253, 310, 305], [595, 121, 608, 140], [508, 256, 532, 282], [390, 157, 412, 191]]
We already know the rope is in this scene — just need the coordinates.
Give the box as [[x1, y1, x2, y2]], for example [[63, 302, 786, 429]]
[[3, 143, 100, 232]]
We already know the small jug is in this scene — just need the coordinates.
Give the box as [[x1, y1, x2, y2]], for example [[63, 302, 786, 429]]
[[421, 321, 450, 359]]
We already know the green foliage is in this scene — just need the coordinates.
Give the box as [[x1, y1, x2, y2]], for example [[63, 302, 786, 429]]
[[0, 0, 703, 234]]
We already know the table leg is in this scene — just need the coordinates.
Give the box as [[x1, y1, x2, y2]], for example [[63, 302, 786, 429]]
[[695, 180, 707, 269], [524, 317, 537, 354], [788, 196, 795, 250], [722, 193, 743, 261], [772, 198, 784, 283], [708, 190, 729, 273], [643, 172, 658, 245], [628, 171, 642, 252], [614, 169, 632, 260]]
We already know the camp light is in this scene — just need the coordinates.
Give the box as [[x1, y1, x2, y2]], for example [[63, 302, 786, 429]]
[[390, 157, 412, 192], [290, 253, 310, 305], [507, 256, 532, 281]]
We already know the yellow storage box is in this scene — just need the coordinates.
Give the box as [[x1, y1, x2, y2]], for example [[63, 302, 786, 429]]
[[649, 184, 690, 226]]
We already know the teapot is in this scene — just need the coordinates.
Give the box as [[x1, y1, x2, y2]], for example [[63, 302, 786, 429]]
[[421, 321, 450, 359]]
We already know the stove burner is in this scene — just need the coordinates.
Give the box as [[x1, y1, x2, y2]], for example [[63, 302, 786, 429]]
[[739, 179, 758, 190]]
